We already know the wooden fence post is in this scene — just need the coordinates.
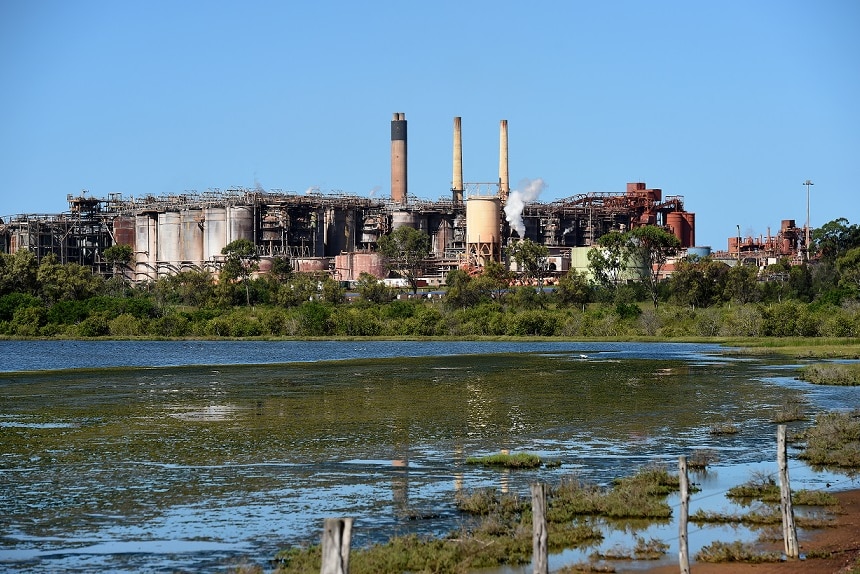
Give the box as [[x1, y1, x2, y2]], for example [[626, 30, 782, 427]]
[[678, 455, 690, 574], [321, 517, 354, 574], [777, 425, 799, 558], [531, 483, 548, 574]]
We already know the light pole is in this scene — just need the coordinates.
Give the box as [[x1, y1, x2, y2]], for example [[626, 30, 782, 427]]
[[803, 180, 814, 261]]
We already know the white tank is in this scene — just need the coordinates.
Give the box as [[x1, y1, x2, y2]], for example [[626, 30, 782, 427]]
[[157, 211, 181, 269], [134, 214, 156, 281], [228, 205, 254, 243], [181, 209, 204, 265], [203, 207, 227, 261]]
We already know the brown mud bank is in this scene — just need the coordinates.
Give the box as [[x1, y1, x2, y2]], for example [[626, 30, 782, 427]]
[[639, 488, 860, 574]]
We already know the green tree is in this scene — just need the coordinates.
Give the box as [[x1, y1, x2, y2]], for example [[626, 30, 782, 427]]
[[37, 255, 104, 304], [154, 270, 215, 307], [103, 244, 134, 279], [837, 246, 860, 297], [668, 257, 729, 308], [377, 226, 431, 294], [221, 239, 260, 306], [554, 269, 592, 306], [587, 231, 630, 289], [627, 226, 681, 309], [813, 218, 860, 262], [724, 264, 760, 304], [0, 250, 39, 296], [507, 238, 549, 285], [355, 272, 394, 303]]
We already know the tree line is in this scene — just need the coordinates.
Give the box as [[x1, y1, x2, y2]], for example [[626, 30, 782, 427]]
[[0, 219, 858, 339]]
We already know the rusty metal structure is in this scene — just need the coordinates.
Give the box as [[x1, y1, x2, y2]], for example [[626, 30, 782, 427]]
[[0, 113, 700, 283]]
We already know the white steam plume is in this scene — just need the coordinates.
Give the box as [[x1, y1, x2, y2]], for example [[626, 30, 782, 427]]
[[504, 178, 546, 238]]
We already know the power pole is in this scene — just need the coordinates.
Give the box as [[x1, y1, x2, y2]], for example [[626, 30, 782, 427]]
[[803, 180, 814, 261]]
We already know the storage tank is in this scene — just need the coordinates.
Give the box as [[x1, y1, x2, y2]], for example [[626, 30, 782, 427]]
[[181, 209, 204, 265], [334, 252, 386, 281], [157, 211, 181, 272], [682, 212, 695, 248], [687, 246, 711, 259], [203, 207, 227, 261], [667, 212, 685, 246], [466, 196, 501, 264], [135, 213, 157, 281], [228, 205, 254, 244], [391, 211, 416, 230], [112, 216, 136, 250], [294, 257, 330, 273]]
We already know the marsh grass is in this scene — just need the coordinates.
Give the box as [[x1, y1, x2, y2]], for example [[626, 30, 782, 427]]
[[799, 362, 860, 386], [691, 507, 834, 529], [687, 448, 719, 469], [799, 410, 860, 469], [275, 466, 679, 573], [590, 536, 668, 561], [465, 452, 542, 469], [726, 472, 838, 507], [771, 398, 806, 423], [694, 540, 782, 563], [708, 421, 740, 435]]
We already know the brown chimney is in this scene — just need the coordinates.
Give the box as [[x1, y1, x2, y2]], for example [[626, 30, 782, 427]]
[[390, 112, 407, 204]]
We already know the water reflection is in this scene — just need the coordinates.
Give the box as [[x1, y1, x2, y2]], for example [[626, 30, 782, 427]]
[[1, 343, 858, 573]]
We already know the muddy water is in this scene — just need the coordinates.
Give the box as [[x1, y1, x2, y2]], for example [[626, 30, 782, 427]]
[[0, 341, 857, 573]]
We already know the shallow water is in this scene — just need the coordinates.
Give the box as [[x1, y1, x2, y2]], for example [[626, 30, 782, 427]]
[[0, 341, 857, 573]]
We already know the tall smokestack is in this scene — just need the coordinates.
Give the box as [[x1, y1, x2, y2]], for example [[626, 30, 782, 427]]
[[390, 112, 407, 204], [498, 119, 509, 202], [452, 116, 463, 205]]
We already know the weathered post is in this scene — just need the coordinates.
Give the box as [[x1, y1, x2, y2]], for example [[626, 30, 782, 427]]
[[777, 425, 799, 558], [321, 517, 354, 574], [678, 455, 690, 574], [531, 483, 548, 574]]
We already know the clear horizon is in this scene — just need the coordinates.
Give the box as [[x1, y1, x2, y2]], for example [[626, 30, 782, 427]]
[[2, 0, 857, 249]]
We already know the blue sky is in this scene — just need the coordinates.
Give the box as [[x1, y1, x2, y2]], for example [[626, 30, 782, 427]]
[[1, 0, 857, 249]]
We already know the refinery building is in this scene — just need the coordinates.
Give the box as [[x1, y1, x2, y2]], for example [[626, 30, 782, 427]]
[[0, 113, 714, 284]]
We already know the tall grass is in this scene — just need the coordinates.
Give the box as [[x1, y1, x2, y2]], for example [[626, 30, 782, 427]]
[[799, 363, 860, 386]]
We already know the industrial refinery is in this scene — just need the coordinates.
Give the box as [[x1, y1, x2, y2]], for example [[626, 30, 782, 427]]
[[1, 113, 714, 284]]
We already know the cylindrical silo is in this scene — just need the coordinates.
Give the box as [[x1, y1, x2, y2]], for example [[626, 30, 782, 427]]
[[134, 213, 157, 281], [682, 212, 695, 248], [391, 211, 416, 230], [157, 211, 181, 272], [466, 196, 501, 265], [228, 205, 254, 244], [180, 209, 204, 265], [203, 207, 227, 261], [667, 212, 685, 246], [112, 216, 136, 250]]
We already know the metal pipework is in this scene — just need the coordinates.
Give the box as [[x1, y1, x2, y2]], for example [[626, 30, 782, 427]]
[[390, 112, 407, 205], [452, 117, 463, 205]]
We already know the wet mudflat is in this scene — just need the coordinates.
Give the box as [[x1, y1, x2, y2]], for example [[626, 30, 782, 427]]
[[0, 341, 857, 573]]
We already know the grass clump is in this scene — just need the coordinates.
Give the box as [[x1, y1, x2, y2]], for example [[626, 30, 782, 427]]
[[466, 451, 542, 469], [591, 536, 668, 561], [771, 398, 806, 423], [695, 540, 782, 563], [549, 467, 676, 520], [799, 362, 860, 386], [725, 471, 837, 507], [687, 448, 718, 469], [799, 410, 860, 469], [709, 421, 740, 435]]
